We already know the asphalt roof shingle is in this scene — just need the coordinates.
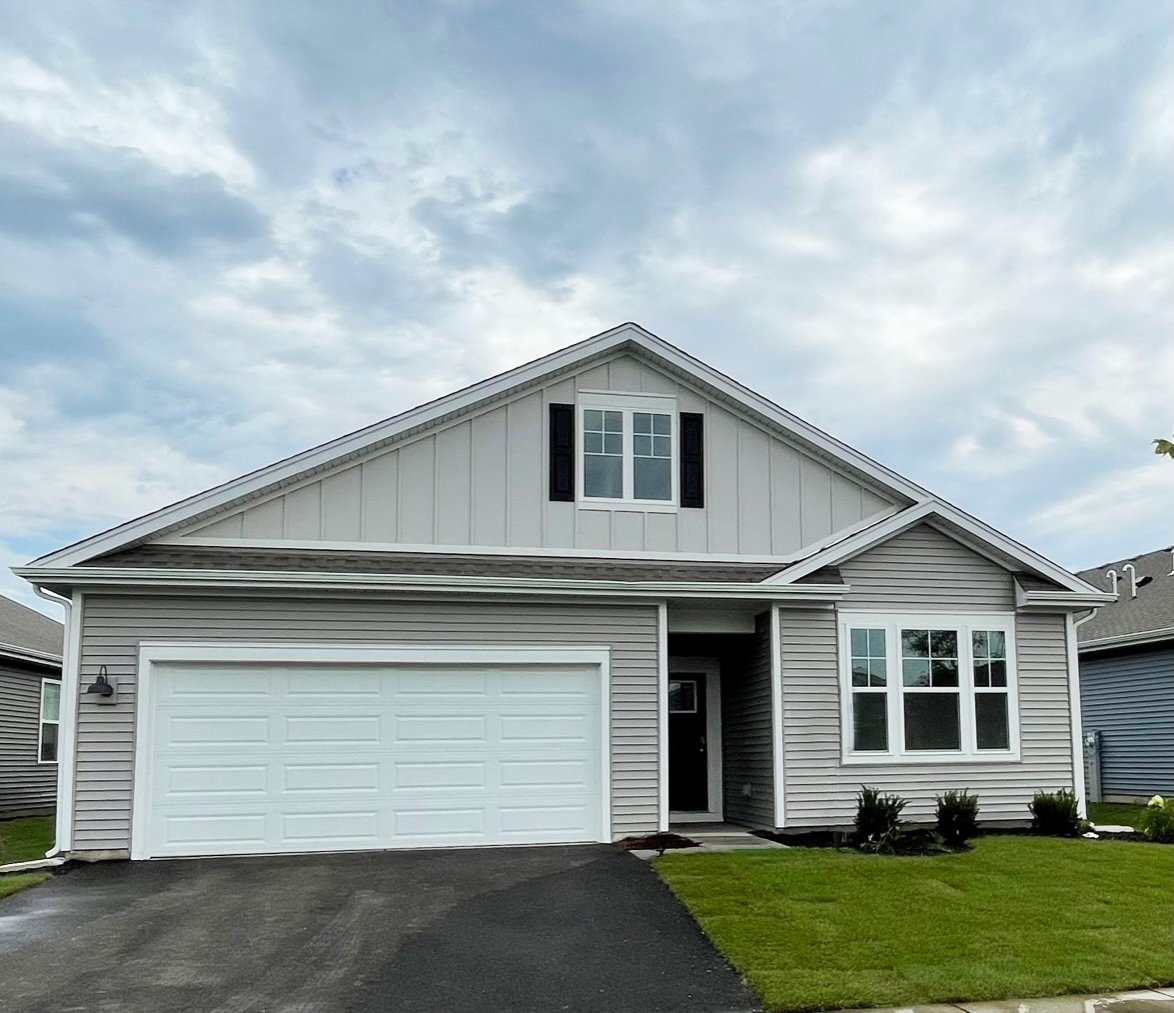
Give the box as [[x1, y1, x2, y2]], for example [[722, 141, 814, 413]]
[[0, 594, 64, 657], [1076, 546, 1174, 645]]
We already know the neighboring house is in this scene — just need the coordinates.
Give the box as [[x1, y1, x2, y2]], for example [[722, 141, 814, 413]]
[[0, 594, 64, 818], [1077, 547, 1174, 802], [15, 323, 1113, 862]]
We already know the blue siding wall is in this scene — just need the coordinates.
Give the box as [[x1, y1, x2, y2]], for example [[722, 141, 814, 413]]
[[1080, 645, 1174, 796]]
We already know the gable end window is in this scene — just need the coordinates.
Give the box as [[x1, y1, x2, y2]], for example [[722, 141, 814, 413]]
[[575, 393, 681, 507], [840, 613, 1019, 763], [39, 679, 61, 764]]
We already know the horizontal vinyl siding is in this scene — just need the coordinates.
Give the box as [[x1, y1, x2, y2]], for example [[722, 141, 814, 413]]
[[722, 613, 774, 827], [1081, 646, 1174, 795], [73, 595, 659, 851], [781, 611, 1073, 827], [0, 664, 57, 817], [838, 524, 1016, 612]]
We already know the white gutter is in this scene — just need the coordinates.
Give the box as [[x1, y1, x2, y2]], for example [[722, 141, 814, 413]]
[[15, 566, 851, 603], [1015, 587, 1118, 610], [1079, 625, 1174, 653], [0, 641, 62, 667], [34, 587, 80, 859]]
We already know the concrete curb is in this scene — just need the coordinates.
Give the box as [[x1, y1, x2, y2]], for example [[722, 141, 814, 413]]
[[0, 856, 67, 874]]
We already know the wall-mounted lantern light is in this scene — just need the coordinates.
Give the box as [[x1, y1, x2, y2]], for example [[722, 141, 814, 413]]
[[86, 666, 118, 705]]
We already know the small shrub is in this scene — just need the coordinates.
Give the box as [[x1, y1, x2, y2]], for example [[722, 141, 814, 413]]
[[1138, 795, 1174, 843], [854, 786, 907, 853], [935, 789, 980, 848], [1030, 789, 1081, 837]]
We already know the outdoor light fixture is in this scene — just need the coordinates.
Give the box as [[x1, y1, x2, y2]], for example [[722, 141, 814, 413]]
[[86, 666, 118, 704]]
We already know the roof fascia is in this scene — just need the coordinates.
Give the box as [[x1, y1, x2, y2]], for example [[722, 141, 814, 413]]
[[767, 500, 1098, 595], [33, 322, 924, 568], [14, 565, 850, 603]]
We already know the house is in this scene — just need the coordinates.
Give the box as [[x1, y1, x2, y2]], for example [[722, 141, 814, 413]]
[[0, 594, 64, 818], [15, 323, 1114, 861], [1076, 547, 1174, 802]]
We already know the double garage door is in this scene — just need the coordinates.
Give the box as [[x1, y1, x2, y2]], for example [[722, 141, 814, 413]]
[[135, 647, 607, 859]]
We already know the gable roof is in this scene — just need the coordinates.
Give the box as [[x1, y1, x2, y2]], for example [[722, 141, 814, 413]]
[[0, 594, 64, 665], [31, 322, 924, 567], [1076, 546, 1174, 650], [767, 499, 1112, 599]]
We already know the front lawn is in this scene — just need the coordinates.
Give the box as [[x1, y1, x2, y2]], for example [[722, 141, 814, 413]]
[[656, 836, 1173, 1012], [1088, 802, 1148, 829], [0, 816, 54, 865], [0, 872, 51, 901]]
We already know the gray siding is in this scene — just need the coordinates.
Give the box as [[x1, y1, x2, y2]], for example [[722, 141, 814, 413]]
[[780, 608, 1073, 826], [179, 352, 895, 557], [72, 594, 660, 851], [1081, 646, 1174, 795], [0, 662, 58, 817], [838, 524, 1016, 612], [722, 612, 775, 827]]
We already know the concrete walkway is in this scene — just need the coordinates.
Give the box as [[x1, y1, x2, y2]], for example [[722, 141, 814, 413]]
[[629, 823, 789, 859], [837, 988, 1174, 1013]]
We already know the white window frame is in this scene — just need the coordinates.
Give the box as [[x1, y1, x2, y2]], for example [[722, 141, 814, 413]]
[[838, 612, 1020, 764], [38, 678, 61, 765], [576, 391, 678, 510]]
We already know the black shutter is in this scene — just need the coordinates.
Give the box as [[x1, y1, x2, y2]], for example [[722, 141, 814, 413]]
[[680, 412, 704, 508], [549, 403, 575, 501]]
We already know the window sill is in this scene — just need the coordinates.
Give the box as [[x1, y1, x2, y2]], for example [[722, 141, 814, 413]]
[[841, 750, 1021, 766], [577, 500, 680, 514]]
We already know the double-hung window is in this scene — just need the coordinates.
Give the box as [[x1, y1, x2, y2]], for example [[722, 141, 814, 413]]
[[841, 613, 1018, 762], [39, 679, 61, 763], [577, 393, 677, 506]]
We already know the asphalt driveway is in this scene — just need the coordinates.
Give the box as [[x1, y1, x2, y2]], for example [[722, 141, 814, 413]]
[[0, 845, 757, 1013]]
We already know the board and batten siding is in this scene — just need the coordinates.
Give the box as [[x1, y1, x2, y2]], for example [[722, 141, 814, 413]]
[[1081, 646, 1174, 796], [179, 353, 895, 557], [0, 663, 58, 817], [72, 595, 660, 852], [721, 612, 775, 827], [780, 525, 1073, 826]]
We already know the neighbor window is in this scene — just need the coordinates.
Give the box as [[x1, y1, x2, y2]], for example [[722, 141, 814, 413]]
[[840, 614, 1017, 762], [578, 394, 677, 505], [39, 679, 60, 763]]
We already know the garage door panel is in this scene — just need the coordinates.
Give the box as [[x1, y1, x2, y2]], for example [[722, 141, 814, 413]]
[[143, 659, 604, 857], [283, 762, 381, 793], [168, 715, 270, 746], [282, 811, 379, 843], [285, 715, 381, 744]]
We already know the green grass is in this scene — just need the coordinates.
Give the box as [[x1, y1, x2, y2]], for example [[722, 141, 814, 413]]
[[0, 872, 50, 901], [656, 836, 1174, 1012], [1089, 802, 1148, 829], [0, 816, 54, 866]]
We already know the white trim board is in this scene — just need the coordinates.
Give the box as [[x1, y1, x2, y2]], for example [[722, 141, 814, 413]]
[[31, 322, 922, 568], [130, 642, 613, 860], [16, 565, 852, 603]]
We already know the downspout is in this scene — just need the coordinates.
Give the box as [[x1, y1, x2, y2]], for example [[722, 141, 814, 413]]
[[34, 586, 80, 859], [1066, 608, 1098, 820]]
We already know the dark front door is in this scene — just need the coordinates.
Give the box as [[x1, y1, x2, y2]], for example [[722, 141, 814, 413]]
[[668, 676, 708, 812]]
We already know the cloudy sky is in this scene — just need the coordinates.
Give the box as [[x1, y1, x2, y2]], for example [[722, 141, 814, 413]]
[[1, 1, 1172, 618]]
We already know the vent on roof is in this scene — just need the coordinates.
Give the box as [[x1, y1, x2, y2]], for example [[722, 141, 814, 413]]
[[1104, 568, 1119, 595]]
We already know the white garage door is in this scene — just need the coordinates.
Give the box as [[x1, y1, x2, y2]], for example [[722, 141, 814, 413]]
[[137, 652, 606, 859]]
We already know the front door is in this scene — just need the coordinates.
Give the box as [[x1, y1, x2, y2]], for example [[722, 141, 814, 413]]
[[669, 677, 708, 812]]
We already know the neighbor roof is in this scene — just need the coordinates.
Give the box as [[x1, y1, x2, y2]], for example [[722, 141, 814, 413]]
[[0, 594, 64, 661], [1076, 546, 1174, 650]]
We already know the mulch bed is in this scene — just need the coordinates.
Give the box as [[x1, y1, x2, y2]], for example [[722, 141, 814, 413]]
[[619, 832, 699, 852]]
